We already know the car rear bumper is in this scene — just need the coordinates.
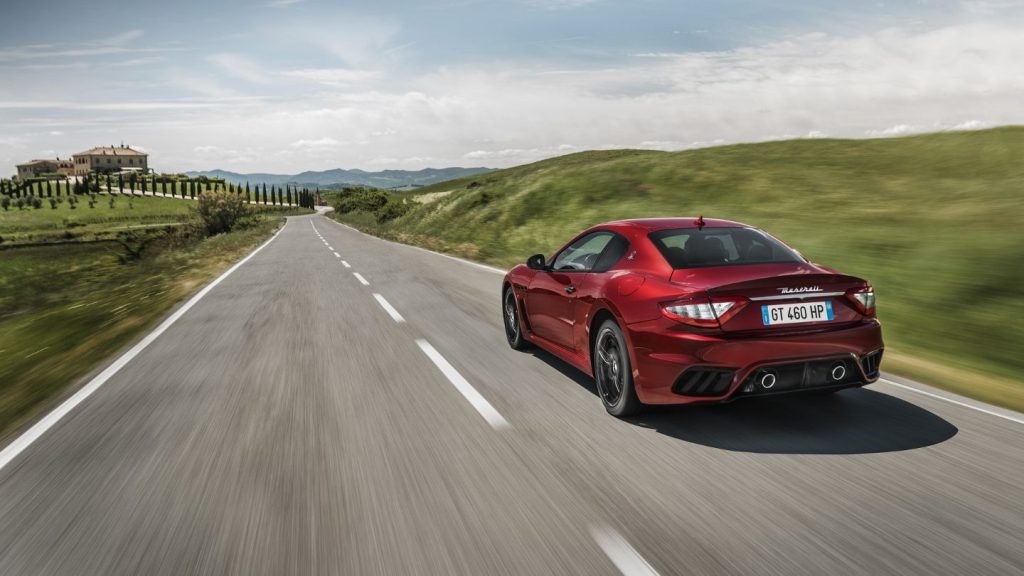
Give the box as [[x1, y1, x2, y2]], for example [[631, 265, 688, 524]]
[[624, 318, 884, 405]]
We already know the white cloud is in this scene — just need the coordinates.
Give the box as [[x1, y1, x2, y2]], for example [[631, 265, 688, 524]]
[[208, 53, 268, 84], [267, 0, 303, 7], [99, 30, 144, 46], [281, 68, 382, 87], [290, 18, 401, 68], [961, 0, 1024, 14], [290, 137, 342, 148], [867, 124, 915, 136], [952, 119, 989, 130]]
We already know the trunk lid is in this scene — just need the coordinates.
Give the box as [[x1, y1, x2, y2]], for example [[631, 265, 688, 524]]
[[670, 263, 868, 333]]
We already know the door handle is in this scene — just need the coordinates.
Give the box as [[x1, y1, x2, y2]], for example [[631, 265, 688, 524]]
[[565, 285, 577, 294]]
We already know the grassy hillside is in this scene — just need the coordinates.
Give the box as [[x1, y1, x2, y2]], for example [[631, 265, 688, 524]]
[[329, 127, 1024, 410]]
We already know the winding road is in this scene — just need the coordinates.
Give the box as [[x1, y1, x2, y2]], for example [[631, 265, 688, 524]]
[[1, 213, 1022, 575]]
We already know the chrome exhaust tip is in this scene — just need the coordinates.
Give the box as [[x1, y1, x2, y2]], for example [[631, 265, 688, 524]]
[[830, 363, 847, 381], [759, 371, 777, 389]]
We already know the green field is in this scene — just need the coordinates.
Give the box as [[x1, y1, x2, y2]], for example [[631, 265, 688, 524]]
[[0, 193, 305, 245], [328, 127, 1024, 411], [0, 195, 194, 243]]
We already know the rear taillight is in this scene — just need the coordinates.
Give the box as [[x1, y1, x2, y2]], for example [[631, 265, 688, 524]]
[[661, 296, 746, 327], [846, 286, 876, 317]]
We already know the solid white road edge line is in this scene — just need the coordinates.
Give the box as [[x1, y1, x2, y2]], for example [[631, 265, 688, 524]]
[[372, 293, 405, 323], [341, 260, 351, 268], [324, 216, 505, 275], [353, 272, 370, 286], [590, 526, 661, 576], [415, 339, 510, 430], [879, 378, 1024, 426], [0, 222, 287, 472]]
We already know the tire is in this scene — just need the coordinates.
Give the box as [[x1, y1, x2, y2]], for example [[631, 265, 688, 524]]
[[503, 287, 529, 350], [592, 319, 643, 417]]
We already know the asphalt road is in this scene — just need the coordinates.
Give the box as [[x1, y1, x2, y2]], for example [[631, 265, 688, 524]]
[[1, 213, 1022, 575]]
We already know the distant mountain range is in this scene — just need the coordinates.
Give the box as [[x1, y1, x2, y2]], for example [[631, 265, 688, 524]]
[[184, 167, 494, 189]]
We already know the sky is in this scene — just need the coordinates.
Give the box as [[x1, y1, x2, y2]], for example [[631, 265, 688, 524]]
[[1, 0, 1022, 174]]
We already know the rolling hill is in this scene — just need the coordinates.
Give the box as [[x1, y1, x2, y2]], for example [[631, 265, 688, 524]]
[[185, 167, 493, 189], [328, 127, 1024, 410]]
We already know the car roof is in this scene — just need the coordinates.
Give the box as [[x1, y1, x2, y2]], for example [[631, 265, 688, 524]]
[[599, 217, 748, 232]]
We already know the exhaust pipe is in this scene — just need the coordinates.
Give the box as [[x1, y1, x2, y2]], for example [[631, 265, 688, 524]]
[[830, 363, 847, 381], [759, 371, 777, 389]]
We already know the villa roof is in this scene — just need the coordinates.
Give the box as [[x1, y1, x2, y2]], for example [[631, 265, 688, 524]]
[[73, 146, 147, 157]]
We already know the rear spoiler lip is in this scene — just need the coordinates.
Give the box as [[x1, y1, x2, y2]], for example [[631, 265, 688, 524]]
[[672, 270, 868, 293], [747, 291, 847, 302]]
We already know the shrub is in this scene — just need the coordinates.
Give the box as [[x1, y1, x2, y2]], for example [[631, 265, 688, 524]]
[[375, 198, 412, 223], [194, 188, 249, 235], [49, 197, 57, 209], [333, 188, 389, 214], [1, 196, 9, 211], [115, 230, 163, 263], [31, 196, 43, 209]]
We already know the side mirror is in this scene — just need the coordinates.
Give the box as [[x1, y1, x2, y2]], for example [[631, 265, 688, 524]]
[[526, 254, 548, 271]]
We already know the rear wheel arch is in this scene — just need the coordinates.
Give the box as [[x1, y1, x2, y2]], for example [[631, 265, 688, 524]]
[[588, 308, 618, 371], [588, 304, 642, 380]]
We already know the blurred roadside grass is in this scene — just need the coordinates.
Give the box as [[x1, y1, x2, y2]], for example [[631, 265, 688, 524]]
[[327, 127, 1024, 413], [0, 209, 304, 440]]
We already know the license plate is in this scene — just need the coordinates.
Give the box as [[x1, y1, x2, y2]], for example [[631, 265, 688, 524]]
[[761, 301, 834, 326]]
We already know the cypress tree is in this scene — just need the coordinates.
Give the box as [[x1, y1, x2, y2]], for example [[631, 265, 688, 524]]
[[118, 173, 124, 194], [190, 181, 195, 200], [287, 187, 293, 206]]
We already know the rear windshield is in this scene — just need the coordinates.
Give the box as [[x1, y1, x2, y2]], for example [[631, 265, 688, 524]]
[[649, 227, 803, 269]]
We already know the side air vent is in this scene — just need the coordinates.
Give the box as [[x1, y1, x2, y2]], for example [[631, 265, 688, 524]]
[[673, 368, 735, 397], [861, 350, 883, 379]]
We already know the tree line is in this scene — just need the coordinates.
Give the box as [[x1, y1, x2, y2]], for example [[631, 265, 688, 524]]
[[0, 174, 317, 210]]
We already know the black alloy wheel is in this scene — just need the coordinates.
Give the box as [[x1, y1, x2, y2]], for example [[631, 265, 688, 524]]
[[593, 320, 642, 416], [504, 288, 528, 350]]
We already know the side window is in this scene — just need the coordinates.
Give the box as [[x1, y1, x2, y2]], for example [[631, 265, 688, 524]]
[[551, 232, 614, 272], [592, 234, 630, 272]]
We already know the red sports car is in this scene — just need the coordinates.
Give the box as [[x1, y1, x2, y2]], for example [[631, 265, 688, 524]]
[[502, 217, 883, 416]]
